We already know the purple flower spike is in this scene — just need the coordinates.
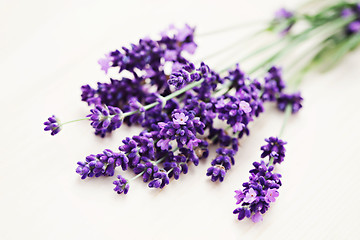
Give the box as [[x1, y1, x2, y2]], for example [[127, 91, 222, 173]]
[[261, 137, 287, 164], [234, 136, 285, 223], [113, 175, 130, 195], [87, 105, 124, 137], [76, 149, 129, 179], [277, 92, 303, 114], [44, 115, 61, 136], [233, 160, 282, 223]]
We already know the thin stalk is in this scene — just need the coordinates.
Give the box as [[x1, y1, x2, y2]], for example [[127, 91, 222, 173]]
[[60, 118, 89, 126], [195, 29, 265, 64], [278, 104, 292, 138], [195, 21, 267, 37], [218, 37, 286, 74]]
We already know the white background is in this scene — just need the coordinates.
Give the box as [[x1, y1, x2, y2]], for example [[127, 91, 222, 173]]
[[1, 0, 360, 239]]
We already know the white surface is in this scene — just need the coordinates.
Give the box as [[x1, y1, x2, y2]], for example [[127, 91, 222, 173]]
[[1, 0, 360, 239]]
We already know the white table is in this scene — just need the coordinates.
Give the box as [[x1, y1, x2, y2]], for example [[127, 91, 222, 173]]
[[1, 0, 359, 239]]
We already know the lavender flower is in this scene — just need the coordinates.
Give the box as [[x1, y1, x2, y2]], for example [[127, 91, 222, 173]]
[[76, 149, 129, 179], [347, 21, 360, 34], [206, 165, 226, 182], [98, 53, 113, 74], [206, 148, 235, 182], [260, 137, 287, 164], [87, 105, 124, 137], [157, 109, 205, 150], [234, 137, 286, 222], [43, 115, 61, 136], [261, 66, 286, 102], [148, 170, 170, 189], [119, 133, 155, 168], [113, 175, 130, 194], [168, 62, 201, 89], [272, 8, 295, 35], [277, 92, 303, 114], [133, 161, 159, 182], [216, 95, 252, 131], [233, 160, 282, 222]]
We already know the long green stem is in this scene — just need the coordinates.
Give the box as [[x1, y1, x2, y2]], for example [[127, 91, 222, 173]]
[[195, 21, 267, 37], [60, 118, 89, 126], [196, 29, 265, 64], [278, 104, 293, 138]]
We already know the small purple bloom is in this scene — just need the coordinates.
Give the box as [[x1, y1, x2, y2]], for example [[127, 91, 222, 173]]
[[243, 188, 257, 203], [341, 8, 353, 18], [157, 139, 171, 150], [206, 165, 226, 182], [233, 122, 245, 133], [265, 188, 279, 203], [348, 21, 360, 34], [98, 53, 112, 74], [234, 190, 244, 204], [173, 112, 189, 125], [148, 170, 170, 189], [239, 101, 252, 113], [44, 115, 61, 136], [187, 138, 201, 150], [113, 175, 130, 195], [275, 8, 293, 19]]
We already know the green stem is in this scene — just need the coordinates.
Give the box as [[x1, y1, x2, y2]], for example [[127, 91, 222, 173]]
[[129, 171, 145, 182], [278, 104, 292, 138], [60, 118, 89, 126], [218, 37, 286, 74], [195, 21, 267, 37], [196, 29, 265, 64]]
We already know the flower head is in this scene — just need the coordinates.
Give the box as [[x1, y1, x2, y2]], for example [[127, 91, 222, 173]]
[[76, 149, 129, 179], [277, 92, 303, 114], [87, 105, 124, 137], [113, 175, 130, 194], [44, 115, 61, 136], [148, 170, 170, 189], [262, 66, 286, 101], [261, 137, 287, 164]]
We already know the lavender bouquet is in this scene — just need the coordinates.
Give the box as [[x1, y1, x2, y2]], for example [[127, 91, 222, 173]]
[[44, 1, 360, 223]]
